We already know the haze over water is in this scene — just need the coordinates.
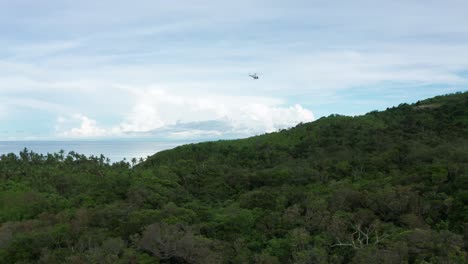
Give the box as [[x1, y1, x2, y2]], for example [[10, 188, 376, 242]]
[[0, 141, 188, 163]]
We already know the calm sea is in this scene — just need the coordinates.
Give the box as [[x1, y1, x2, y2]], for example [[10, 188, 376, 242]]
[[0, 141, 189, 163]]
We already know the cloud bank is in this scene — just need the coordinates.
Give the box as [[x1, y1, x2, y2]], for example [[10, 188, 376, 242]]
[[56, 88, 314, 139]]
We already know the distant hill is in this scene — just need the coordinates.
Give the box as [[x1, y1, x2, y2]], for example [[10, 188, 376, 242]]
[[1, 92, 467, 263]]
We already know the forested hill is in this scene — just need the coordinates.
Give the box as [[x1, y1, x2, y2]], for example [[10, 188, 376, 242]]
[[141, 91, 468, 203], [1, 92, 467, 263]]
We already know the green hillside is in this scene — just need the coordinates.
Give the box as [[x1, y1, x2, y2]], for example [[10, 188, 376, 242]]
[[1, 92, 467, 263]]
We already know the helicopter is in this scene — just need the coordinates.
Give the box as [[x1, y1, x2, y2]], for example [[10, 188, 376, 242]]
[[249, 73, 259, 80]]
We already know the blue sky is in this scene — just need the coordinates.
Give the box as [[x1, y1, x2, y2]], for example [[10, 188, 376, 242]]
[[1, 0, 467, 140]]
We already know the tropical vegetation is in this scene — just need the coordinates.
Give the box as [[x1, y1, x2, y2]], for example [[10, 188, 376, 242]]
[[0, 92, 467, 263]]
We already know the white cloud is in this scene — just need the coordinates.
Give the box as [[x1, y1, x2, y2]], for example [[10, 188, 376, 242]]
[[57, 114, 107, 138], [117, 88, 314, 135], [264, 49, 468, 93], [54, 88, 314, 139]]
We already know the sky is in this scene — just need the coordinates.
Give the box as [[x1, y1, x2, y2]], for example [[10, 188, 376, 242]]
[[1, 0, 467, 141]]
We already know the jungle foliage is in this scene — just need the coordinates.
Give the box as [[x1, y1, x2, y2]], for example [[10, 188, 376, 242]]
[[0, 92, 467, 263]]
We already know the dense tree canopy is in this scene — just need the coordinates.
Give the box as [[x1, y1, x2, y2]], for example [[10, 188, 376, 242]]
[[1, 92, 467, 263]]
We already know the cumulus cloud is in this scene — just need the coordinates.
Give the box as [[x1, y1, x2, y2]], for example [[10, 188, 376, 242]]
[[54, 89, 314, 139], [116, 88, 314, 137], [57, 114, 107, 138]]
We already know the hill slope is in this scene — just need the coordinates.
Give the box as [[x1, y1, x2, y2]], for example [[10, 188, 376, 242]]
[[1, 92, 467, 263], [139, 91, 468, 262]]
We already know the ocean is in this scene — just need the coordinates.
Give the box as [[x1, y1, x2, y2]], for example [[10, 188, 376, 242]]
[[0, 140, 190, 163]]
